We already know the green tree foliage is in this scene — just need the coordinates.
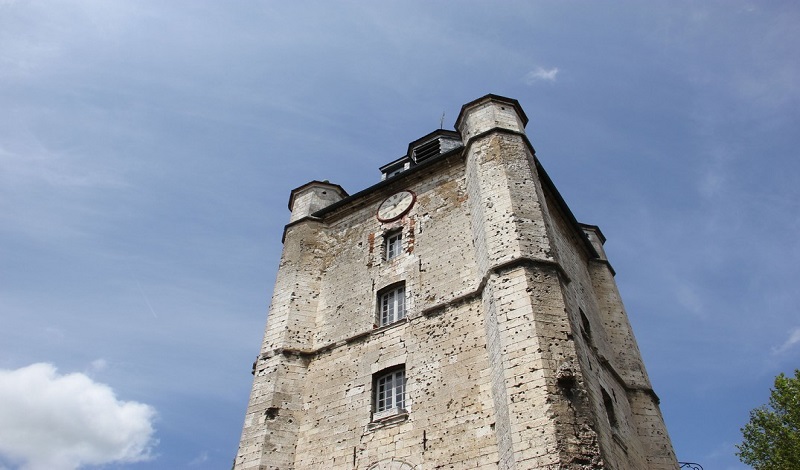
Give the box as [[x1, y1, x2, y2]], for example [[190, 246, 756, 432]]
[[736, 369, 800, 469]]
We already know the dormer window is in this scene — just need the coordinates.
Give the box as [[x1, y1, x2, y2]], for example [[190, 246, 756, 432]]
[[380, 157, 411, 181], [408, 130, 462, 164], [388, 168, 404, 178], [411, 138, 441, 162], [378, 130, 462, 180]]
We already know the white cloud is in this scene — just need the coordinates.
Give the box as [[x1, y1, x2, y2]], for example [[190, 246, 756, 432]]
[[772, 327, 800, 355], [0, 363, 156, 470], [525, 66, 560, 84]]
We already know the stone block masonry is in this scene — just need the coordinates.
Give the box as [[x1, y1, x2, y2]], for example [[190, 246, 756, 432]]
[[233, 94, 679, 470]]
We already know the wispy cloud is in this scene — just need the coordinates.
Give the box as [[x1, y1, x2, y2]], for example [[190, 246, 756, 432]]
[[772, 327, 800, 354], [674, 282, 707, 318], [0, 363, 157, 470], [696, 146, 731, 199], [90, 358, 108, 372], [525, 66, 560, 84], [189, 450, 209, 466], [0, 144, 126, 191]]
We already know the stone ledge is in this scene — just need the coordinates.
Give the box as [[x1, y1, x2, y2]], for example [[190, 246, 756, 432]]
[[257, 257, 573, 368], [365, 410, 409, 433]]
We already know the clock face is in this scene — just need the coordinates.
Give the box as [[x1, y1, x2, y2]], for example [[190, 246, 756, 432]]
[[377, 190, 415, 222]]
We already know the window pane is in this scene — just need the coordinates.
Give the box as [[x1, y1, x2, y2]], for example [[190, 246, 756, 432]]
[[389, 290, 396, 322], [386, 291, 393, 323], [386, 231, 402, 260], [396, 289, 405, 320], [379, 284, 405, 326], [375, 368, 406, 414], [377, 376, 388, 411], [381, 294, 390, 325], [395, 370, 405, 409]]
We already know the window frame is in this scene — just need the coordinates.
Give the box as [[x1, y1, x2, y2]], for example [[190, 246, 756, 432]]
[[384, 229, 403, 260], [602, 388, 618, 429], [373, 366, 406, 418], [378, 283, 406, 327], [579, 308, 592, 343]]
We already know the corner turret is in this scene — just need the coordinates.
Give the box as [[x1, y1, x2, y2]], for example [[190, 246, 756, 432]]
[[288, 181, 348, 223], [455, 94, 528, 142]]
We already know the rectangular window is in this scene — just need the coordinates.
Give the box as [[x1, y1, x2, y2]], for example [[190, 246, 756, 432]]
[[602, 388, 618, 428], [385, 230, 403, 260], [580, 308, 592, 343], [375, 367, 405, 414], [379, 284, 406, 326]]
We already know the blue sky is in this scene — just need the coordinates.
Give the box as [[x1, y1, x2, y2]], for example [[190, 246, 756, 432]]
[[1, 1, 798, 469]]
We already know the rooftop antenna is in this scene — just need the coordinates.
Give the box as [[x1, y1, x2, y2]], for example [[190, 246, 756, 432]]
[[439, 111, 445, 129]]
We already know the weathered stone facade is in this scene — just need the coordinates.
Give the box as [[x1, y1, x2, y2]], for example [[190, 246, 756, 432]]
[[234, 95, 679, 469]]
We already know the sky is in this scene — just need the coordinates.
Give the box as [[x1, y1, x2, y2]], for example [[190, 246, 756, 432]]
[[1, 1, 798, 469]]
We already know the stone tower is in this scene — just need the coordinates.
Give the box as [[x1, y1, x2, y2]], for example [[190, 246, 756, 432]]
[[234, 95, 678, 470]]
